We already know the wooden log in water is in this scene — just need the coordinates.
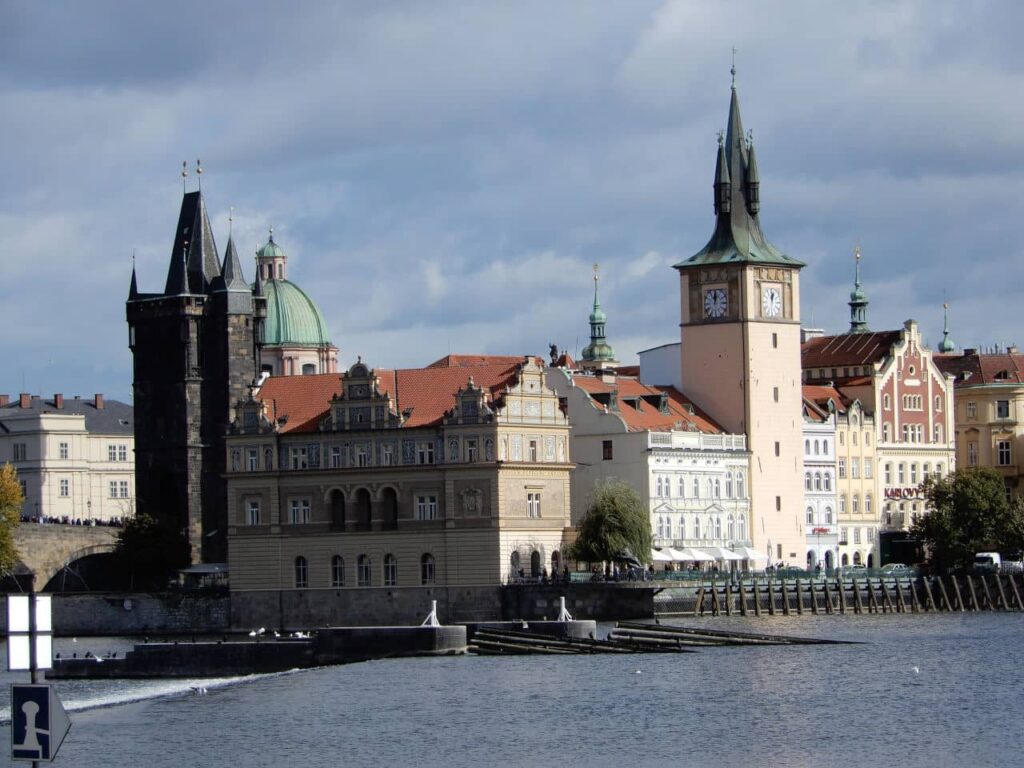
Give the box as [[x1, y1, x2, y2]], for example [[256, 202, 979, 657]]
[[866, 580, 879, 614], [751, 582, 760, 617], [921, 576, 937, 612], [739, 582, 748, 617], [767, 582, 775, 616], [853, 579, 864, 614], [695, 587, 706, 616], [908, 579, 922, 613], [880, 581, 894, 613], [782, 579, 790, 616], [950, 575, 965, 612], [837, 579, 846, 614], [965, 575, 979, 611], [979, 575, 995, 611], [994, 574, 1009, 610], [894, 579, 907, 613], [1008, 573, 1024, 610]]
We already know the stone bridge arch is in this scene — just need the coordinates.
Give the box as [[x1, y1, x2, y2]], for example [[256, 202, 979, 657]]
[[10, 524, 120, 591]]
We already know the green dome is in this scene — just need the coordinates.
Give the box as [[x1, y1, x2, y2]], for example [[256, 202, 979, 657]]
[[850, 287, 867, 302], [257, 237, 285, 260], [262, 279, 333, 347], [581, 340, 615, 362]]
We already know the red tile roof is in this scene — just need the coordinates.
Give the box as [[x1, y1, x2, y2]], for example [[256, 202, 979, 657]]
[[569, 374, 723, 433], [256, 360, 524, 433], [802, 384, 848, 413], [425, 353, 529, 369], [801, 331, 902, 369], [934, 351, 1024, 387]]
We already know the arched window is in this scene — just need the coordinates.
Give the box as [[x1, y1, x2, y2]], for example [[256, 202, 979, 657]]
[[693, 478, 700, 499], [330, 490, 346, 531], [331, 555, 344, 587], [841, 553, 849, 567], [421, 553, 436, 585], [382, 487, 398, 530], [530, 550, 542, 578], [865, 495, 872, 513], [823, 473, 832, 491], [727, 514, 735, 540], [840, 495, 847, 514], [806, 507, 814, 524], [736, 473, 745, 498], [383, 554, 398, 586], [264, 447, 273, 470], [726, 472, 734, 498], [355, 488, 372, 531], [814, 440, 820, 455], [551, 550, 561, 574], [854, 551, 862, 565], [825, 507, 833, 524], [823, 439, 829, 455], [814, 472, 822, 491], [852, 494, 859, 514], [882, 423, 891, 442], [805, 439, 810, 454], [294, 556, 308, 589], [883, 394, 891, 410], [357, 555, 371, 586], [738, 514, 746, 541], [714, 517, 722, 538], [510, 551, 521, 579], [693, 517, 701, 540], [805, 472, 812, 491], [678, 476, 685, 498], [714, 479, 721, 498]]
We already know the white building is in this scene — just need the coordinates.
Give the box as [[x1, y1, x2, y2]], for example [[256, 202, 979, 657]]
[[545, 367, 752, 555], [802, 393, 839, 569], [0, 393, 135, 523]]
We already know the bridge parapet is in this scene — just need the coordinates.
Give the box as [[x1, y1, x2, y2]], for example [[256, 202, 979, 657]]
[[10, 524, 120, 589]]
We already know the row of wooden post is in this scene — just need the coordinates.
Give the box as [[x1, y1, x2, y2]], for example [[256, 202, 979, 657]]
[[693, 573, 1024, 616]]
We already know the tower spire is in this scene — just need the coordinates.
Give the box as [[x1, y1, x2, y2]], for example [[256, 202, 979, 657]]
[[580, 263, 616, 369], [847, 245, 870, 333], [938, 302, 956, 353], [128, 251, 138, 300]]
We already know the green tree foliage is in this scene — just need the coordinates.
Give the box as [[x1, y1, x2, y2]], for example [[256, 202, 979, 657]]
[[912, 467, 1024, 572], [115, 512, 189, 590], [569, 480, 651, 565], [0, 463, 24, 572]]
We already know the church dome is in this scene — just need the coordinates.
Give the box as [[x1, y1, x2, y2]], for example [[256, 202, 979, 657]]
[[581, 339, 616, 362], [257, 237, 285, 260], [262, 279, 333, 347]]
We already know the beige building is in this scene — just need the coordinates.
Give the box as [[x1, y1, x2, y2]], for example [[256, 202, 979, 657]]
[[0, 393, 134, 523], [672, 81, 807, 563], [225, 355, 573, 593], [935, 346, 1024, 500]]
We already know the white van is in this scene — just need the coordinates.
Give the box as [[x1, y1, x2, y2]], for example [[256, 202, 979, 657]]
[[973, 552, 1001, 573]]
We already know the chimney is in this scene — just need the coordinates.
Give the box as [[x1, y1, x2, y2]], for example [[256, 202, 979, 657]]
[[55, 393, 64, 409], [0, 395, 8, 407], [19, 393, 31, 408], [94, 393, 105, 410], [1009, 345, 1019, 355]]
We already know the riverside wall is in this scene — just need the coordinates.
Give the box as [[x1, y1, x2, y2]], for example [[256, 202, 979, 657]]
[[2, 584, 655, 635]]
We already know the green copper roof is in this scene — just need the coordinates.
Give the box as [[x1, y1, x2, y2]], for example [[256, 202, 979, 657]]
[[257, 235, 285, 260], [675, 84, 804, 270], [262, 279, 333, 347]]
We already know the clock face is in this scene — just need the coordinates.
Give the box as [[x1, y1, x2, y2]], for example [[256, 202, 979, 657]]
[[703, 288, 728, 318], [761, 286, 782, 318]]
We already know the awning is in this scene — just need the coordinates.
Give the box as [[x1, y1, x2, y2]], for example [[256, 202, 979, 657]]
[[701, 546, 743, 561], [651, 549, 674, 562], [670, 547, 717, 561], [733, 545, 769, 562]]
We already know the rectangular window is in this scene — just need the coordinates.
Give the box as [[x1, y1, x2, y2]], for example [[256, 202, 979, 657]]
[[355, 446, 369, 467], [290, 447, 308, 470], [898, 464, 906, 484], [19, 480, 27, 498], [118, 444, 128, 462], [119, 481, 129, 498], [381, 444, 394, 466], [59, 478, 70, 497], [330, 446, 343, 468], [466, 439, 478, 462], [417, 442, 435, 465], [59, 442, 69, 460], [911, 464, 918, 484], [838, 458, 847, 479], [851, 458, 860, 479], [773, 386, 779, 403], [774, 442, 780, 457], [966, 401, 977, 418], [854, 527, 861, 544], [528, 440, 538, 462], [247, 449, 258, 471], [247, 500, 260, 525], [884, 463, 892, 484], [13, 443, 27, 461], [865, 494, 872, 513], [527, 492, 541, 518], [602, 440, 613, 461], [772, 333, 778, 348], [108, 445, 117, 462], [997, 400, 1010, 419], [109, 481, 118, 498], [968, 442, 978, 466], [415, 495, 438, 521], [997, 440, 1011, 466], [289, 499, 311, 524], [840, 527, 848, 544], [840, 495, 846, 514]]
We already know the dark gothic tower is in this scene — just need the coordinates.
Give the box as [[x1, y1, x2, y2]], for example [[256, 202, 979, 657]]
[[127, 172, 264, 565]]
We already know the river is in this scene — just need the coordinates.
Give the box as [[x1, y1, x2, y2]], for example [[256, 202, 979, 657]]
[[2, 613, 1022, 767]]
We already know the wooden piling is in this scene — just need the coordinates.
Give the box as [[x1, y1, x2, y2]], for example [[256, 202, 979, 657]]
[[723, 585, 732, 617], [894, 580, 908, 613], [853, 579, 864, 614], [767, 582, 776, 616], [781, 579, 790, 616], [752, 582, 761, 617], [795, 580, 804, 615], [979, 575, 995, 611], [866, 580, 878, 613], [908, 579, 922, 613], [823, 581, 832, 614], [994, 574, 1009, 610], [965, 575, 980, 611], [921, 576, 937, 612], [695, 587, 705, 616], [1008, 573, 1023, 610], [739, 582, 748, 617], [879, 581, 895, 613], [837, 579, 846, 614], [950, 575, 965, 611]]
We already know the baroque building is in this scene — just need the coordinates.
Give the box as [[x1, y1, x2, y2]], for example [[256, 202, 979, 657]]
[[801, 392, 839, 569], [0, 393, 134, 523], [224, 355, 573, 617]]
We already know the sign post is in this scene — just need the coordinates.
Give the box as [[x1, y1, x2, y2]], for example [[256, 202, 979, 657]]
[[7, 579, 71, 764]]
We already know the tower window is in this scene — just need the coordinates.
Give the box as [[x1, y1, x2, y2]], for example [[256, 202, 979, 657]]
[[772, 333, 778, 349], [774, 441, 780, 457]]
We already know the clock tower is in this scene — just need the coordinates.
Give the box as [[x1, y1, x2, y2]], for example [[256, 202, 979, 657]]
[[673, 72, 806, 562]]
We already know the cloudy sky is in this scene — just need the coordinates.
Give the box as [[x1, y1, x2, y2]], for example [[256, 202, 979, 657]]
[[2, 0, 1022, 403]]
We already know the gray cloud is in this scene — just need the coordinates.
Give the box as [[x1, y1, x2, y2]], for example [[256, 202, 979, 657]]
[[2, 0, 1022, 403]]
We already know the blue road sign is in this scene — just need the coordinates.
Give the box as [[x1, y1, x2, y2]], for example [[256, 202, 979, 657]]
[[10, 684, 71, 762]]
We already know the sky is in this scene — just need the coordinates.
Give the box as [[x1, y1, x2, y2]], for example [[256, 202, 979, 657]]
[[2, 0, 1022, 404]]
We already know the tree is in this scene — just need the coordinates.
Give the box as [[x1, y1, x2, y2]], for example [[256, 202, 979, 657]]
[[569, 480, 651, 566], [912, 467, 1024, 572], [0, 462, 24, 572], [115, 512, 189, 590]]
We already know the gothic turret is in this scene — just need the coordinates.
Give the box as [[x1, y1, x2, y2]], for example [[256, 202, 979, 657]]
[[848, 246, 870, 334], [579, 264, 617, 372]]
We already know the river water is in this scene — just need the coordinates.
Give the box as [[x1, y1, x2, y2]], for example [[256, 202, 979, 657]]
[[2, 613, 1022, 767]]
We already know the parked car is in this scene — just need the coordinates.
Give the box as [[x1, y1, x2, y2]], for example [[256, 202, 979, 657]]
[[880, 563, 910, 573], [972, 552, 1001, 573], [840, 564, 867, 575]]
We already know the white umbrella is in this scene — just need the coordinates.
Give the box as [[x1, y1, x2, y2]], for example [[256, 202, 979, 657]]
[[651, 549, 674, 562], [672, 547, 716, 561], [734, 545, 769, 562], [701, 545, 743, 561]]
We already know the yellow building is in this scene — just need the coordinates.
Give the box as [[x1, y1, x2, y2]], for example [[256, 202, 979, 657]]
[[936, 346, 1024, 500], [225, 355, 573, 599]]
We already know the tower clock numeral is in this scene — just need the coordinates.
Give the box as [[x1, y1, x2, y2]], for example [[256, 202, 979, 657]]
[[703, 288, 728, 319], [761, 286, 782, 318]]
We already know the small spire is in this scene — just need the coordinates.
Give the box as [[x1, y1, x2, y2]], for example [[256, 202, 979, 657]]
[[268, 225, 274, 243], [731, 46, 737, 89], [252, 251, 263, 297], [196, 158, 203, 190], [938, 302, 956, 353], [128, 251, 139, 300], [848, 244, 869, 334]]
